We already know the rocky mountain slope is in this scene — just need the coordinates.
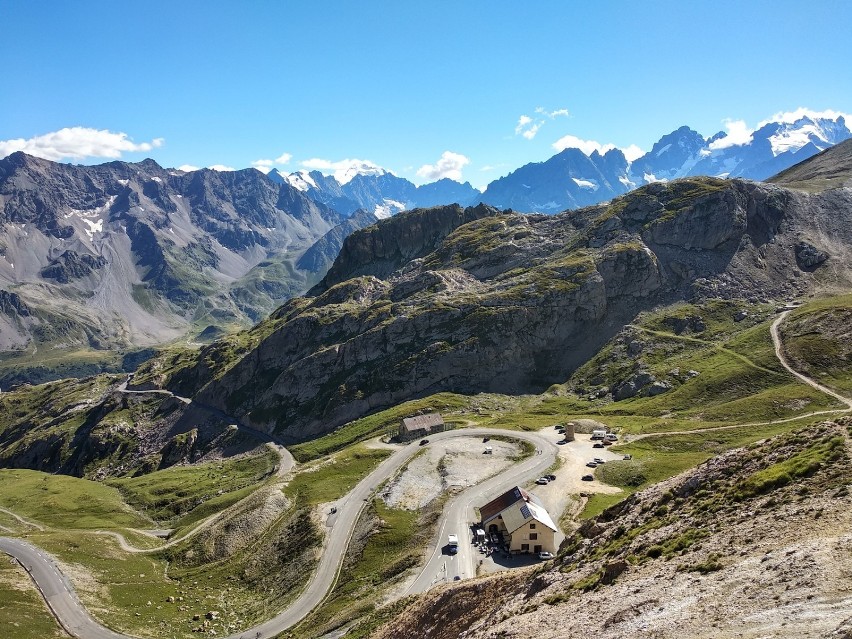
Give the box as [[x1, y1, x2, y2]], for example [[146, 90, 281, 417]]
[[769, 138, 852, 192], [0, 374, 257, 478], [0, 152, 346, 356], [481, 114, 851, 212], [371, 420, 852, 639], [147, 165, 852, 443], [268, 168, 481, 217]]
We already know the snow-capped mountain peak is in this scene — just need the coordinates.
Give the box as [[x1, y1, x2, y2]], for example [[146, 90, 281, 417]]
[[283, 170, 318, 192], [333, 160, 388, 185], [479, 111, 851, 213]]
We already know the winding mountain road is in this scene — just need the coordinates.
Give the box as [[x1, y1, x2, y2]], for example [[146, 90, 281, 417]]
[[1, 427, 555, 639], [7, 309, 847, 639]]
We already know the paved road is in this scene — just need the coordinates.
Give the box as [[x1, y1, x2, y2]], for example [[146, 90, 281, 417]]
[[0, 537, 129, 639], [5, 312, 850, 638], [118, 375, 295, 476], [0, 427, 555, 639], [406, 430, 557, 594]]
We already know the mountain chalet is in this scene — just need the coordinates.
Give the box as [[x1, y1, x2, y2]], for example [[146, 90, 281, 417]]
[[479, 486, 558, 555]]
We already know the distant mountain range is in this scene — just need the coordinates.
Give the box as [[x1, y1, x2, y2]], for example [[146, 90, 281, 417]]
[[479, 114, 851, 212], [0, 152, 354, 358], [257, 113, 850, 217], [0, 111, 849, 378], [266, 167, 481, 218]]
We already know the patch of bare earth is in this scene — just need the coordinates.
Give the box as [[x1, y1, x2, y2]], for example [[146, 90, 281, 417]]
[[380, 438, 521, 510]]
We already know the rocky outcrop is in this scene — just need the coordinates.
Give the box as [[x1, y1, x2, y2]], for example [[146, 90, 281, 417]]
[[313, 203, 502, 292], [40, 250, 107, 283], [795, 241, 829, 269]]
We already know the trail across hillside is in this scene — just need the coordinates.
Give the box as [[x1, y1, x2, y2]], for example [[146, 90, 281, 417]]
[[5, 310, 849, 639], [627, 310, 852, 443], [771, 310, 852, 409]]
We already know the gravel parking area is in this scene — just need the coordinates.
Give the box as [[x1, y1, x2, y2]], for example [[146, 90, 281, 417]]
[[527, 429, 624, 526], [380, 437, 521, 510]]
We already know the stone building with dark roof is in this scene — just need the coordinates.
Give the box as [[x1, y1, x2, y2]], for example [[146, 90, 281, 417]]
[[398, 413, 446, 442]]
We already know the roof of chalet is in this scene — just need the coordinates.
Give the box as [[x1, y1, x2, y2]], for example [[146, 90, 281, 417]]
[[500, 498, 558, 534], [479, 486, 539, 523], [401, 413, 444, 432]]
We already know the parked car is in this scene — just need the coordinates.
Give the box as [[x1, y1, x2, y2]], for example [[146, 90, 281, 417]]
[[329, 507, 337, 514], [585, 461, 598, 468], [593, 458, 605, 464], [483, 436, 490, 442], [606, 433, 619, 442], [581, 474, 594, 481], [546, 474, 556, 481], [593, 442, 605, 449], [557, 439, 568, 445], [536, 477, 549, 485], [538, 551, 554, 560], [623, 454, 633, 460], [419, 439, 429, 445]]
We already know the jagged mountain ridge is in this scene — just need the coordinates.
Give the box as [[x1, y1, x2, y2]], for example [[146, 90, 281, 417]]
[[267, 168, 482, 217], [0, 152, 347, 353], [153, 160, 852, 442], [480, 114, 851, 212]]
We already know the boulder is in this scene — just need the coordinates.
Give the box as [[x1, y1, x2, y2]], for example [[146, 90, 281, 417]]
[[795, 241, 829, 269]]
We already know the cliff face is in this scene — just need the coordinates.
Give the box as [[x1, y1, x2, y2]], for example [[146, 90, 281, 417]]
[[314, 203, 502, 291], [164, 178, 852, 441]]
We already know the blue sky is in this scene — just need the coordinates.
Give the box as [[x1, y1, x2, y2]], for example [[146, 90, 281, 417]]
[[1, 0, 850, 187]]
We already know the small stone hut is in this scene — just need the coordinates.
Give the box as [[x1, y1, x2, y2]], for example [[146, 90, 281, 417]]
[[398, 413, 445, 442]]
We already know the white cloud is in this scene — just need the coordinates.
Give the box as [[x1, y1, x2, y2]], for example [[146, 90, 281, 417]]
[[416, 151, 470, 182], [251, 152, 292, 174], [0, 127, 164, 161], [208, 164, 236, 172], [535, 107, 570, 119], [515, 114, 543, 140], [757, 107, 851, 128], [300, 157, 387, 185], [177, 164, 200, 172], [621, 144, 645, 162], [708, 119, 754, 150], [552, 134, 644, 161], [251, 159, 274, 172]]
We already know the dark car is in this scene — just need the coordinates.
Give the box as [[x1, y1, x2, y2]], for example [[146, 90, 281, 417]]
[[546, 474, 556, 481], [593, 442, 605, 449], [581, 474, 594, 481], [420, 439, 429, 446], [483, 436, 490, 442], [585, 461, 598, 468]]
